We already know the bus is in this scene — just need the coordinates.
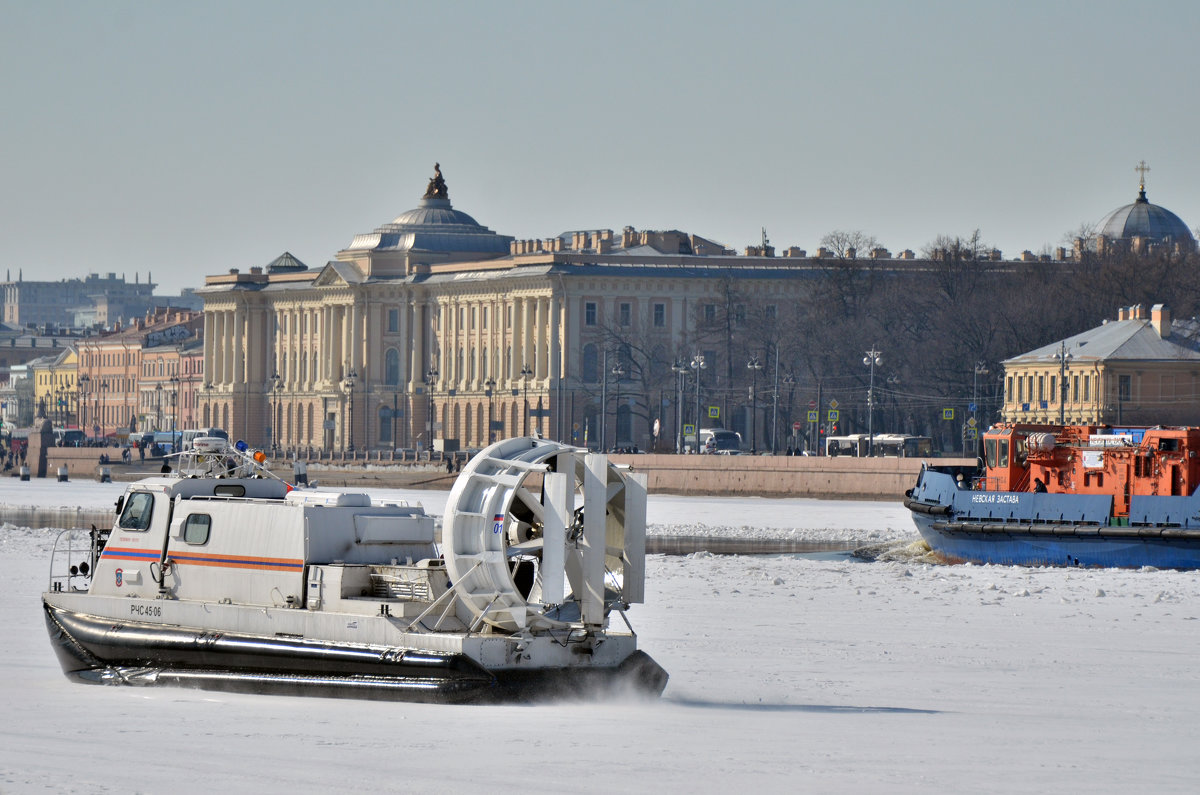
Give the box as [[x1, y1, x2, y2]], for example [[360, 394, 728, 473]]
[[699, 428, 743, 454], [181, 427, 229, 450], [825, 433, 932, 457]]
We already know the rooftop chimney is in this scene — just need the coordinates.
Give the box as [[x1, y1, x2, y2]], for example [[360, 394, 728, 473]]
[[1151, 303, 1172, 338]]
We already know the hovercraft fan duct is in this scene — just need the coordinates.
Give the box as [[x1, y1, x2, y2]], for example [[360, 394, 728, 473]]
[[440, 437, 647, 632]]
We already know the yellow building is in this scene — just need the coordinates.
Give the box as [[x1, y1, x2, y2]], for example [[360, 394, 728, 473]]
[[30, 347, 79, 427], [1002, 304, 1200, 426]]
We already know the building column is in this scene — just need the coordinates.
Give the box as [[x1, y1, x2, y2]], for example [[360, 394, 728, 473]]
[[534, 296, 547, 381]]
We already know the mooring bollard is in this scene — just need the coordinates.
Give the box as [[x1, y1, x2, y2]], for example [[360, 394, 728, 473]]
[[19, 465, 30, 481], [57, 465, 69, 482]]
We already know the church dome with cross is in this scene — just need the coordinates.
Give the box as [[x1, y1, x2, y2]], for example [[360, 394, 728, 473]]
[[1094, 162, 1195, 254]]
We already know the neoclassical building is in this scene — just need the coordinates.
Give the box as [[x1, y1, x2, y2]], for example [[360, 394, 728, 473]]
[[198, 166, 822, 453]]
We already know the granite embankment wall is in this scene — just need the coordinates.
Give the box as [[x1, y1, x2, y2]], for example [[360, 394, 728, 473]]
[[32, 447, 974, 499], [604, 453, 973, 499], [3, 450, 973, 531]]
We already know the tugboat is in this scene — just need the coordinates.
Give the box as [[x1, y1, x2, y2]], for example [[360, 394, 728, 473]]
[[904, 423, 1200, 568], [42, 436, 667, 702]]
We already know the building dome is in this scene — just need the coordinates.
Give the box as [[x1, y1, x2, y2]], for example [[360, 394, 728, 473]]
[[1096, 186, 1195, 250], [341, 164, 512, 257]]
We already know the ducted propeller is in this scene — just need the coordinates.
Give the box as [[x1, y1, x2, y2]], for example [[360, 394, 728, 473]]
[[441, 437, 647, 633]]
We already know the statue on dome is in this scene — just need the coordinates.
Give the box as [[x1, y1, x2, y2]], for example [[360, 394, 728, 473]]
[[423, 162, 448, 200]]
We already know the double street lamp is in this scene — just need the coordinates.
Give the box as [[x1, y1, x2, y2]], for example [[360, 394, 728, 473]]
[[972, 362, 989, 441], [747, 355, 763, 454], [520, 363, 533, 436], [863, 346, 882, 456], [78, 374, 90, 437], [484, 377, 496, 442], [342, 369, 358, 453], [690, 354, 706, 453], [424, 367, 439, 451], [671, 360, 688, 453], [1053, 343, 1072, 424], [169, 374, 180, 448], [611, 362, 626, 450], [155, 382, 163, 432], [269, 373, 282, 453]]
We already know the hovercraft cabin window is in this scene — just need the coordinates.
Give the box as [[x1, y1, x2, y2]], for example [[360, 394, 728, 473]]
[[183, 514, 211, 545], [118, 492, 154, 531]]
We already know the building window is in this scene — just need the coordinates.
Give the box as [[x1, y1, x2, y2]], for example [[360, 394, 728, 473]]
[[385, 348, 401, 386], [704, 304, 716, 323], [1049, 376, 1056, 403], [388, 308, 399, 333], [1073, 375, 1079, 402], [734, 304, 746, 325], [1006, 376, 1013, 403], [582, 344, 598, 383], [585, 302, 597, 326], [1118, 374, 1132, 402], [653, 303, 665, 327], [1037, 375, 1044, 402], [378, 406, 393, 444], [1084, 375, 1090, 403], [619, 303, 631, 327]]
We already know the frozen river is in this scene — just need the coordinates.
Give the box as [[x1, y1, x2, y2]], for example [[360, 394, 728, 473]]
[[2, 478, 1198, 792]]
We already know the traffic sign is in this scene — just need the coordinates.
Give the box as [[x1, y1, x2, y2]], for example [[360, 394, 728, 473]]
[[683, 423, 695, 436], [829, 399, 839, 409], [806, 411, 818, 423], [808, 400, 817, 410], [943, 408, 955, 420], [828, 410, 839, 422], [793, 420, 803, 430], [708, 406, 720, 419]]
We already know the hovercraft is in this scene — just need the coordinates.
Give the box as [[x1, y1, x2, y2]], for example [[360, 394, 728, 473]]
[[42, 436, 667, 702]]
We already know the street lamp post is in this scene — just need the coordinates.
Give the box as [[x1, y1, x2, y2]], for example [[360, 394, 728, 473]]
[[781, 373, 797, 451], [887, 374, 902, 433], [342, 369, 358, 454], [520, 363, 533, 437], [155, 382, 163, 433], [611, 362, 625, 451], [769, 352, 780, 454], [690, 354, 706, 453], [269, 373, 282, 454], [671, 361, 687, 453], [1053, 343, 1072, 424], [747, 355, 763, 454], [98, 380, 108, 439], [78, 374, 90, 438], [170, 374, 181, 450], [484, 377, 496, 442], [424, 367, 438, 452], [863, 346, 882, 457], [972, 362, 989, 445]]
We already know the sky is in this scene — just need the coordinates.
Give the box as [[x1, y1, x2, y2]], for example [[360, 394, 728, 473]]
[[3, 0, 1198, 296]]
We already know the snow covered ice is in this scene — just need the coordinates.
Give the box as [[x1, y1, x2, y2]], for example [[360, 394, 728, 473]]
[[2, 478, 1199, 793]]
